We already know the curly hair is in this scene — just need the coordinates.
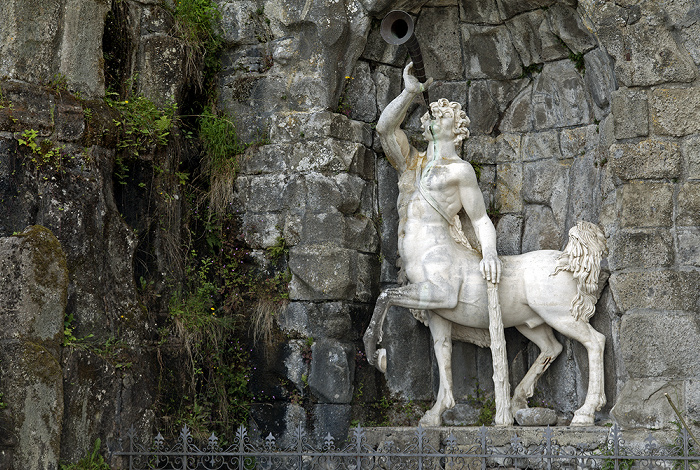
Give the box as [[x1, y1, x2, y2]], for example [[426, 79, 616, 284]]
[[421, 98, 471, 142]]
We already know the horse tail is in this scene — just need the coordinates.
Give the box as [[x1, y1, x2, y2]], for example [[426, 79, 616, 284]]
[[553, 221, 608, 322]]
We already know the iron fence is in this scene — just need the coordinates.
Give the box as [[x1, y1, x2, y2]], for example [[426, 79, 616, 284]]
[[113, 423, 699, 470]]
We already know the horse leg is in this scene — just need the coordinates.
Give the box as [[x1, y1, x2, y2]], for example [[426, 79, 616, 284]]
[[419, 314, 455, 427], [538, 311, 606, 425], [510, 324, 563, 415], [364, 282, 458, 370]]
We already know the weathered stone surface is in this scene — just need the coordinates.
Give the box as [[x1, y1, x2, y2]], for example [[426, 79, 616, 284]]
[[346, 60, 378, 122], [684, 136, 700, 180], [611, 379, 685, 429], [495, 162, 522, 213], [467, 79, 528, 135], [136, 35, 187, 105], [650, 88, 700, 137], [608, 229, 674, 271], [665, 0, 700, 66], [620, 311, 700, 378], [415, 7, 464, 80], [522, 159, 569, 205], [532, 60, 592, 130], [289, 245, 355, 300], [597, 7, 697, 87], [565, 152, 600, 230], [495, 0, 555, 20], [505, 9, 568, 66], [459, 0, 500, 24], [620, 182, 674, 228], [0, 227, 67, 470], [279, 301, 368, 341], [611, 87, 649, 139], [677, 227, 700, 266], [500, 83, 534, 132], [546, 5, 596, 54], [521, 130, 560, 161], [515, 407, 558, 426], [313, 404, 352, 441], [688, 379, 700, 426], [374, 65, 403, 118], [462, 24, 522, 80], [308, 339, 354, 403], [383, 306, 433, 401], [522, 205, 562, 251], [609, 139, 680, 180], [584, 48, 616, 118], [609, 271, 700, 311], [270, 112, 372, 147], [678, 182, 700, 226], [559, 124, 598, 160], [361, 24, 406, 66], [495, 214, 522, 255], [58, 0, 111, 96]]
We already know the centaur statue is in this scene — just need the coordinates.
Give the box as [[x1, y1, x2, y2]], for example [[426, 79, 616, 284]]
[[363, 63, 608, 427]]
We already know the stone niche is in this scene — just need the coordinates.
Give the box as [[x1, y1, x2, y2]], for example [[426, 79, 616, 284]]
[[220, 0, 700, 436]]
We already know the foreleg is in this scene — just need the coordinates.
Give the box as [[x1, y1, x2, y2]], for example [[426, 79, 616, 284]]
[[419, 314, 455, 426]]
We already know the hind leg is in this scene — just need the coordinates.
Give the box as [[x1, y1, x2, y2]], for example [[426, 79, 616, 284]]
[[419, 314, 455, 426], [537, 310, 606, 425], [510, 324, 563, 415]]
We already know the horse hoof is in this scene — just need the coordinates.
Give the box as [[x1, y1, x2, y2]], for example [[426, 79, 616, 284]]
[[375, 349, 387, 373], [419, 411, 442, 427], [570, 412, 594, 426]]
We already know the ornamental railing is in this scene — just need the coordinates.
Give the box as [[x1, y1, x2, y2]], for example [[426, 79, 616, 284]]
[[113, 423, 699, 470]]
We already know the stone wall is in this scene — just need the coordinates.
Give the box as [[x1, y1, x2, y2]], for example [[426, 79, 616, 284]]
[[224, 0, 700, 434], [0, 0, 699, 467]]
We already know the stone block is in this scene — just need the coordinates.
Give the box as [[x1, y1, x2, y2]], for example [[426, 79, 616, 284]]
[[136, 35, 187, 105], [533, 60, 592, 130], [291, 139, 371, 175], [270, 112, 371, 147], [374, 65, 403, 117], [462, 24, 522, 80], [584, 48, 616, 119], [495, 0, 556, 20], [464, 135, 497, 164], [495, 162, 522, 213], [313, 404, 352, 442], [415, 7, 464, 80], [609, 139, 680, 180], [346, 61, 377, 123], [607, 229, 674, 271], [383, 306, 433, 401], [304, 172, 343, 213], [279, 301, 366, 341], [301, 210, 346, 246], [559, 125, 598, 160], [242, 211, 284, 248], [677, 227, 700, 266], [619, 311, 700, 378], [289, 245, 356, 300], [361, 25, 406, 66], [308, 339, 354, 403], [522, 130, 560, 161], [515, 407, 558, 426], [620, 181, 673, 228], [611, 379, 684, 429], [677, 182, 700, 226], [565, 152, 599, 230], [494, 133, 521, 163], [459, 0, 500, 24], [683, 136, 700, 180], [55, 98, 86, 142], [242, 174, 289, 212], [546, 4, 596, 54], [345, 215, 379, 253], [377, 158, 400, 283], [506, 9, 568, 66], [609, 271, 700, 311], [650, 88, 700, 137], [240, 144, 290, 175], [611, 88, 648, 139], [522, 204, 562, 251], [688, 379, 700, 426], [522, 159, 569, 205], [496, 214, 522, 255], [467, 79, 529, 135], [500, 83, 534, 132]]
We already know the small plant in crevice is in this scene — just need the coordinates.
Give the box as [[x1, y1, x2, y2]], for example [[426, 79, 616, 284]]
[[60, 438, 110, 470], [467, 379, 496, 426], [336, 76, 354, 117], [519, 62, 543, 79], [16, 129, 68, 176]]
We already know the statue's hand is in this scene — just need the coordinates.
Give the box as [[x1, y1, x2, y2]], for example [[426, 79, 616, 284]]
[[403, 62, 433, 95], [480, 252, 502, 284]]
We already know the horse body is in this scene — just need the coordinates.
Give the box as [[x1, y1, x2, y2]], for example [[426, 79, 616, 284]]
[[363, 215, 608, 427]]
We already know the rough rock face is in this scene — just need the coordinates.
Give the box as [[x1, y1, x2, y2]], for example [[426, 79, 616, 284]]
[[0, 0, 700, 465], [0, 226, 67, 470]]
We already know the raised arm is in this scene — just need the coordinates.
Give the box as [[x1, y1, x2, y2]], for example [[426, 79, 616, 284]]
[[376, 63, 432, 173], [458, 164, 501, 284]]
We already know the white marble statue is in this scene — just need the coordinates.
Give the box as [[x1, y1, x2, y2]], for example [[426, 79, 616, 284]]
[[363, 63, 609, 427]]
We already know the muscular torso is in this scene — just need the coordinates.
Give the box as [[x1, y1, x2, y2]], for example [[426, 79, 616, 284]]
[[396, 153, 475, 283]]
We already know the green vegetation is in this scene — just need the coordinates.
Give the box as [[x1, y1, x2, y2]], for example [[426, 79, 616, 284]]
[[60, 439, 110, 470], [519, 62, 543, 79], [17, 129, 67, 175], [467, 380, 496, 426], [569, 51, 585, 75]]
